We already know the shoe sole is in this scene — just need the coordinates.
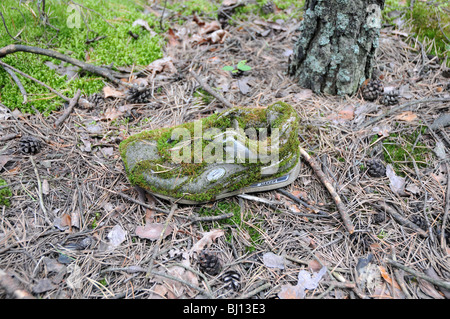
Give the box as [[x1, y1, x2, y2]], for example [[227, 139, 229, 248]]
[[149, 156, 302, 205]]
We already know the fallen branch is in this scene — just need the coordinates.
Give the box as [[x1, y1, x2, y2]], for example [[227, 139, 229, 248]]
[[1, 65, 27, 104], [190, 70, 234, 108], [0, 44, 130, 87], [54, 89, 81, 127], [386, 258, 450, 291], [0, 59, 70, 102], [373, 201, 428, 238], [299, 147, 355, 234], [0, 269, 35, 299]]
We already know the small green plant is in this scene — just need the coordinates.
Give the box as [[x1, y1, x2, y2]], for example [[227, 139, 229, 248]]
[[377, 229, 387, 239], [222, 60, 252, 74], [198, 201, 263, 252], [0, 179, 12, 207]]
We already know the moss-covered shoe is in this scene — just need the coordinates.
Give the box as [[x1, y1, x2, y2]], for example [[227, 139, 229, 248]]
[[119, 102, 301, 204]]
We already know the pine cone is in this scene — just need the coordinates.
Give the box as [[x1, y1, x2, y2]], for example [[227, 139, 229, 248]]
[[19, 136, 42, 155], [222, 270, 241, 291], [261, 1, 275, 14], [362, 79, 384, 101], [198, 250, 221, 275], [366, 159, 386, 178], [380, 90, 400, 106], [87, 93, 104, 107], [126, 86, 152, 104]]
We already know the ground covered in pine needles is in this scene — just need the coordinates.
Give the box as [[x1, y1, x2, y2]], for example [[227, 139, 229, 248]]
[[1, 2, 449, 299]]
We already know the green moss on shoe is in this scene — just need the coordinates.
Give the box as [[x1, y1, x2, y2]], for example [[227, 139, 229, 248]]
[[120, 102, 300, 203]]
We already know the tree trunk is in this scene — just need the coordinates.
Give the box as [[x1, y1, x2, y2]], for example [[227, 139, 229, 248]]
[[288, 0, 385, 96]]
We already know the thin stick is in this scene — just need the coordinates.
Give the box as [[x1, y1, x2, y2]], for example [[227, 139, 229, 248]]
[[386, 259, 450, 290], [299, 146, 355, 234], [30, 156, 52, 225], [146, 203, 177, 277], [442, 162, 450, 251], [237, 282, 271, 299], [0, 60, 70, 102], [373, 201, 428, 238], [1, 65, 27, 104], [100, 187, 174, 216], [190, 70, 234, 108], [0, 44, 129, 86], [358, 98, 450, 129], [277, 188, 330, 216], [54, 89, 81, 127]]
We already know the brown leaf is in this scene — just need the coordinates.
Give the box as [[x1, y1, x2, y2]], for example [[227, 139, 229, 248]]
[[292, 89, 313, 101], [146, 57, 177, 75], [200, 21, 221, 35], [395, 111, 417, 122], [338, 105, 355, 121], [103, 86, 125, 99], [278, 284, 303, 299], [206, 29, 229, 44], [167, 28, 179, 47], [103, 107, 124, 121], [191, 229, 225, 254], [135, 223, 173, 241]]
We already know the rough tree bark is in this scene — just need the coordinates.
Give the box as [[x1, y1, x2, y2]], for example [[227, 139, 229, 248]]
[[288, 0, 385, 96]]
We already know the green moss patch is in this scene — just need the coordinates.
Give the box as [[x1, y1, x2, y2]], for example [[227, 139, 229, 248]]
[[381, 126, 432, 175], [0, 0, 164, 114], [0, 179, 12, 207]]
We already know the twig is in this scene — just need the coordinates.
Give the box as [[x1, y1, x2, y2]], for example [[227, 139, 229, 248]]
[[0, 60, 70, 102], [100, 187, 177, 216], [150, 270, 213, 298], [0, 11, 23, 42], [0, 269, 35, 299], [299, 146, 355, 234], [277, 188, 330, 216], [373, 201, 428, 238], [190, 70, 234, 108], [358, 98, 450, 129], [1, 65, 27, 104], [146, 203, 177, 277], [30, 156, 52, 225], [237, 282, 271, 299], [54, 89, 81, 127], [386, 258, 450, 290], [0, 44, 130, 87], [0, 133, 19, 142], [442, 162, 450, 251]]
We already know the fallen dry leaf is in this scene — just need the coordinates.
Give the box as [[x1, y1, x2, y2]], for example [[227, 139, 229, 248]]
[[135, 223, 173, 241], [191, 229, 225, 254], [199, 21, 221, 35], [146, 57, 177, 75], [395, 111, 417, 122], [103, 86, 125, 99], [293, 89, 313, 101]]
